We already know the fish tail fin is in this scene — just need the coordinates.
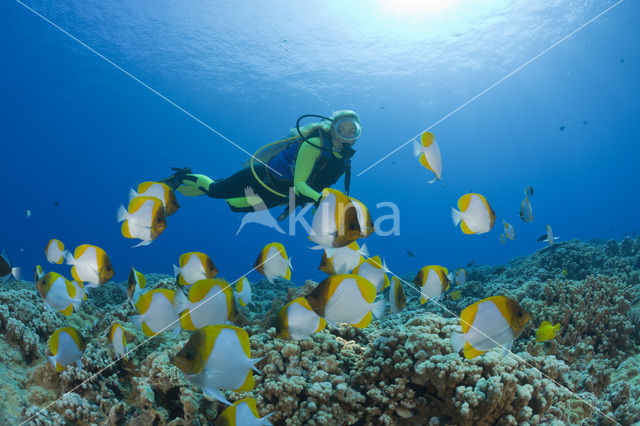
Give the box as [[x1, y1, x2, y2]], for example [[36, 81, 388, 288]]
[[554, 323, 561, 332], [450, 332, 465, 354], [11, 267, 21, 281], [47, 355, 57, 368], [371, 300, 387, 320], [359, 243, 369, 257], [129, 314, 144, 330], [59, 249, 69, 264], [451, 207, 463, 226], [172, 264, 181, 277], [117, 204, 129, 223], [173, 289, 190, 314], [412, 139, 422, 157], [64, 251, 76, 266], [288, 257, 293, 271]]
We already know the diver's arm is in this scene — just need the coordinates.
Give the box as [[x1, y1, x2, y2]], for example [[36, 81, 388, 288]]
[[293, 138, 323, 203]]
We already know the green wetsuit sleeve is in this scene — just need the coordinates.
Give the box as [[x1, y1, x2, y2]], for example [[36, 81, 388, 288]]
[[293, 138, 323, 202]]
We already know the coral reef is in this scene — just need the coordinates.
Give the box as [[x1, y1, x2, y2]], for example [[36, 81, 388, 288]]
[[0, 236, 639, 424]]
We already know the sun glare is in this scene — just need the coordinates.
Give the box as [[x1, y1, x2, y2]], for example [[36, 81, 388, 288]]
[[376, 0, 467, 19]]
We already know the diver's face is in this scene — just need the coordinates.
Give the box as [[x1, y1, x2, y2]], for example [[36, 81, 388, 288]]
[[336, 120, 358, 139]]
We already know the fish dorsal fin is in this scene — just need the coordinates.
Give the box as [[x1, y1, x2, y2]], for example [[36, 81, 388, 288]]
[[347, 241, 359, 250], [463, 341, 485, 359], [458, 194, 472, 212], [354, 276, 376, 303], [351, 311, 373, 328], [420, 131, 435, 147], [539, 320, 551, 328], [460, 220, 475, 235], [487, 296, 515, 326], [128, 196, 154, 214], [234, 370, 255, 392], [459, 301, 480, 333], [553, 323, 560, 331], [189, 279, 215, 303]]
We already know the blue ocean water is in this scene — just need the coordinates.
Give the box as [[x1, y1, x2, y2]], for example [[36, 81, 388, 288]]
[[1, 0, 638, 284]]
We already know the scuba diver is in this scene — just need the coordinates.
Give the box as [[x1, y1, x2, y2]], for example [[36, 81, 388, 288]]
[[161, 110, 361, 221]]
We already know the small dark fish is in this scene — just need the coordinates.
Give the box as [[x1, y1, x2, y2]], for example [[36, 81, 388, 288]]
[[537, 234, 547, 242], [379, 106, 385, 110], [407, 250, 415, 258], [620, 58, 624, 63], [466, 260, 475, 267], [53, 201, 59, 206], [559, 126, 565, 131], [582, 121, 588, 125]]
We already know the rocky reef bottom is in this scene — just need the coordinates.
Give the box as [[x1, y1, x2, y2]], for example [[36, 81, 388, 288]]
[[2, 237, 640, 425]]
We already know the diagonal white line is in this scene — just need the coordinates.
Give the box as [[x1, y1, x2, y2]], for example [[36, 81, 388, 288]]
[[360, 252, 620, 425], [356, 0, 626, 177], [20, 250, 282, 425], [12, 0, 282, 177]]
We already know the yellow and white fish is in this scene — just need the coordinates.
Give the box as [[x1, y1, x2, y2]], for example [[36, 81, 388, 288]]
[[351, 255, 390, 292], [455, 268, 467, 286], [520, 196, 533, 223], [450, 295, 530, 359], [131, 289, 181, 337], [389, 277, 406, 314], [65, 244, 115, 287], [36, 271, 86, 316], [536, 321, 560, 342], [129, 181, 180, 216], [173, 252, 218, 289], [173, 278, 238, 330], [233, 277, 253, 307], [117, 196, 167, 247], [451, 193, 496, 235], [414, 265, 450, 303], [412, 131, 442, 183], [215, 397, 274, 426], [318, 242, 367, 275], [109, 323, 128, 360], [171, 325, 263, 405], [305, 274, 386, 328], [502, 220, 515, 240], [275, 297, 327, 340], [47, 327, 85, 372], [309, 189, 374, 248], [127, 267, 147, 307], [45, 239, 68, 264], [254, 243, 292, 283]]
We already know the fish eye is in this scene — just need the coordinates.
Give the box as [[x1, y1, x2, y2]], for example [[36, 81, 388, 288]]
[[517, 311, 523, 318], [183, 350, 193, 360], [349, 223, 357, 230]]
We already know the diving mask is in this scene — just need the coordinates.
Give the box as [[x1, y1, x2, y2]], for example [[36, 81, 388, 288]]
[[333, 118, 361, 141]]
